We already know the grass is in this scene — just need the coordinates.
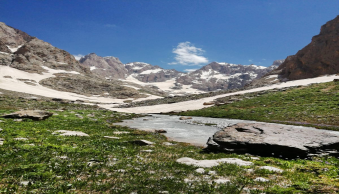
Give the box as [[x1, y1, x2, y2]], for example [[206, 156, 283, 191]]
[[179, 81, 339, 131], [0, 89, 339, 193]]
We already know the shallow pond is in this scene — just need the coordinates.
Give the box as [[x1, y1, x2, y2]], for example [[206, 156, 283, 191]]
[[115, 114, 255, 146]]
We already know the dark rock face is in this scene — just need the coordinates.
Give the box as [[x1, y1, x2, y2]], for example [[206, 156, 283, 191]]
[[207, 123, 339, 158], [277, 15, 339, 80], [2, 110, 53, 121], [79, 53, 128, 79], [0, 22, 89, 74]]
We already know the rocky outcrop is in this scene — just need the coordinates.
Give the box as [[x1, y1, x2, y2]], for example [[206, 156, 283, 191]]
[[39, 74, 146, 99], [277, 15, 339, 80], [207, 123, 339, 158], [79, 53, 128, 79], [1, 110, 53, 121], [0, 22, 89, 74]]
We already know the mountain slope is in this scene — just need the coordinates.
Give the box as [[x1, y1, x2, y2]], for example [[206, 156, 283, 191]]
[[277, 15, 339, 80]]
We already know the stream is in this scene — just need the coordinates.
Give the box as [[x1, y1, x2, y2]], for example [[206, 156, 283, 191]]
[[115, 114, 256, 146]]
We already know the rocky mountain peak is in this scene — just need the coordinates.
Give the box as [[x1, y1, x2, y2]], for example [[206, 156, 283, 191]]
[[79, 53, 127, 79], [277, 15, 339, 80]]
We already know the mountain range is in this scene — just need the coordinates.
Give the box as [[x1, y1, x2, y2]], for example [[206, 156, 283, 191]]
[[1, 14, 339, 100]]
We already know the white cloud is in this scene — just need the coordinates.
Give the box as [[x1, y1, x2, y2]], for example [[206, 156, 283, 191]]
[[169, 42, 208, 66], [184, 69, 197, 73], [73, 54, 84, 61], [248, 59, 253, 62]]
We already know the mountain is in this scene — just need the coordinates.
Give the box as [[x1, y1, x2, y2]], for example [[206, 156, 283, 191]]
[[125, 62, 182, 82], [0, 22, 144, 99], [79, 53, 127, 79], [176, 62, 277, 91], [80, 53, 280, 93], [0, 22, 88, 74], [277, 15, 339, 80]]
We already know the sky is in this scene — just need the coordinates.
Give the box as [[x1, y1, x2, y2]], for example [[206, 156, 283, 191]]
[[1, 0, 339, 72]]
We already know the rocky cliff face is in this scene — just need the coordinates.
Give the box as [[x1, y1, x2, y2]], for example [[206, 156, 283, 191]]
[[0, 22, 88, 74], [79, 53, 127, 79], [277, 15, 339, 80]]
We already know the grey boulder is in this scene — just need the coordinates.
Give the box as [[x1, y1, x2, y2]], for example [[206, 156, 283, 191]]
[[206, 123, 339, 158], [2, 110, 53, 121]]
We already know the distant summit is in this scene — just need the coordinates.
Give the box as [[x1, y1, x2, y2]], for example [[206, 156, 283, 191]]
[[277, 15, 339, 80]]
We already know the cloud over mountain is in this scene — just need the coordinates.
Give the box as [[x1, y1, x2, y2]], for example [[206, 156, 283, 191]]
[[169, 42, 208, 66]]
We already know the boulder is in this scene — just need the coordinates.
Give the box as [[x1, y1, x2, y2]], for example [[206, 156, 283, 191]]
[[52, 130, 89, 137], [176, 157, 253, 168], [203, 101, 215, 105], [206, 123, 339, 158], [1, 110, 53, 121]]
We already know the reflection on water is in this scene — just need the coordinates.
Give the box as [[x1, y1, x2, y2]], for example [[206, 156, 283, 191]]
[[115, 114, 253, 146]]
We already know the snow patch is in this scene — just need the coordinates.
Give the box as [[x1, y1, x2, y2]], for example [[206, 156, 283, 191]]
[[90, 66, 97, 71], [140, 69, 162, 74], [6, 44, 23, 53]]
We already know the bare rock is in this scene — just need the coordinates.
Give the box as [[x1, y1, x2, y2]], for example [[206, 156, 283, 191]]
[[131, 140, 154, 146], [259, 166, 283, 173], [207, 123, 339, 158], [203, 101, 215, 105], [176, 157, 253, 168], [52, 130, 89, 137], [2, 110, 53, 121], [277, 15, 339, 80]]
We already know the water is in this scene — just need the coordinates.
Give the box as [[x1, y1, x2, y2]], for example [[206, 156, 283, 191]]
[[115, 114, 255, 146]]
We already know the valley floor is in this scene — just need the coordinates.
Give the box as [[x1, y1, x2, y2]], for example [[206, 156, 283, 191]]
[[0, 90, 338, 193]]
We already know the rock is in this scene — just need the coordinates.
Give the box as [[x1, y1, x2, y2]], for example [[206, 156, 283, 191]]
[[0, 138, 4, 146], [259, 166, 283, 173], [52, 130, 89, 137], [203, 101, 215, 105], [176, 157, 253, 168], [14, 137, 28, 141], [140, 150, 153, 153], [195, 168, 205, 174], [0, 128, 2, 131], [163, 142, 175, 146], [2, 110, 53, 121], [104, 136, 120, 139], [131, 140, 154, 146], [277, 15, 339, 80], [113, 131, 130, 135], [179, 116, 193, 120], [213, 178, 230, 184], [13, 119, 22, 122], [254, 177, 269, 182], [206, 123, 339, 158]]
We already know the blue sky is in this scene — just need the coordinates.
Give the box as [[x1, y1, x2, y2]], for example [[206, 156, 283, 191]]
[[1, 0, 338, 72]]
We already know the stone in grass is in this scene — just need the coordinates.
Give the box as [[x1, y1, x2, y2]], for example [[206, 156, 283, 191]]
[[179, 116, 192, 120], [195, 168, 205, 174], [213, 178, 230, 184], [20, 181, 31, 186], [0, 128, 3, 131], [163, 142, 175, 146], [254, 177, 269, 182], [131, 139, 154, 146], [0, 138, 4, 146], [177, 157, 253, 168], [259, 166, 283, 173], [2, 110, 53, 121], [104, 136, 120, 139], [113, 131, 130, 135], [140, 150, 153, 153], [14, 137, 28, 141], [52, 130, 89, 137]]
